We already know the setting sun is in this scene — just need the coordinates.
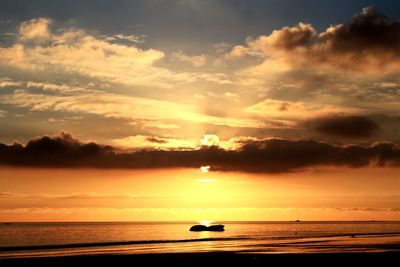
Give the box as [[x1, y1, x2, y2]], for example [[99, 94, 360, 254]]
[[200, 166, 210, 173], [199, 220, 212, 226]]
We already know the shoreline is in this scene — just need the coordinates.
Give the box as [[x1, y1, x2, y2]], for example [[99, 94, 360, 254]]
[[1, 252, 399, 266]]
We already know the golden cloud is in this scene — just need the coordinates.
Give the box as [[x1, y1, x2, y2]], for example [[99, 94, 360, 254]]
[[18, 18, 52, 42], [0, 17, 229, 90]]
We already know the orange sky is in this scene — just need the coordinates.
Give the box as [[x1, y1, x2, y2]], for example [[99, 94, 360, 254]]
[[1, 4, 400, 221], [1, 166, 399, 221]]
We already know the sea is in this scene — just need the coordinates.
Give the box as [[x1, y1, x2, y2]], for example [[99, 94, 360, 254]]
[[1, 221, 400, 258]]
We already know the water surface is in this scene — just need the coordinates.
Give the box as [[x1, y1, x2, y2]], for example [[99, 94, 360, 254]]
[[1, 221, 400, 258]]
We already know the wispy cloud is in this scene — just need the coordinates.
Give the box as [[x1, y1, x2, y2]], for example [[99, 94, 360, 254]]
[[170, 51, 207, 67], [112, 135, 197, 150], [104, 33, 146, 44], [0, 78, 23, 88], [0, 88, 261, 128]]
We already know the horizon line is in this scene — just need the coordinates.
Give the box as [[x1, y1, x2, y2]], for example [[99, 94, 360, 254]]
[[3, 220, 400, 223]]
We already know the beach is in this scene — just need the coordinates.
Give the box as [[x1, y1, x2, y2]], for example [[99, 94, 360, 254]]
[[1, 251, 400, 266], [1, 222, 400, 265]]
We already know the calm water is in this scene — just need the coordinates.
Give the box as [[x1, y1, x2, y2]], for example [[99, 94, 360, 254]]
[[1, 221, 400, 258]]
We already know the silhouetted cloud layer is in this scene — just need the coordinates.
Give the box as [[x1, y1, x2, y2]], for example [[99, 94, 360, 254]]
[[1, 132, 400, 173], [312, 115, 379, 138]]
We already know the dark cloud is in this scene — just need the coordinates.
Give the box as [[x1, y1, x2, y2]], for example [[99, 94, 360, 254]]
[[265, 7, 400, 71], [319, 6, 400, 70], [146, 136, 167, 144], [311, 115, 379, 138], [321, 6, 400, 54], [0, 132, 114, 168], [278, 102, 290, 111], [1, 132, 400, 173]]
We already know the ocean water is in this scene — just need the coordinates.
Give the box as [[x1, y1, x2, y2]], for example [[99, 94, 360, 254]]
[[1, 221, 400, 258]]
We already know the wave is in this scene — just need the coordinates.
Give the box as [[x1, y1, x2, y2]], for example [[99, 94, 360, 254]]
[[0, 237, 250, 252], [267, 231, 400, 241]]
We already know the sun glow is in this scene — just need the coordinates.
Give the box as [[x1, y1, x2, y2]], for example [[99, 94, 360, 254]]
[[200, 135, 220, 147], [1, 167, 399, 221], [197, 179, 215, 183], [200, 165, 210, 173], [199, 220, 212, 226]]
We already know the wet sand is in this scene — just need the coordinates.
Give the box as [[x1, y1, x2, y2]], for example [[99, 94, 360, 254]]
[[1, 252, 400, 266]]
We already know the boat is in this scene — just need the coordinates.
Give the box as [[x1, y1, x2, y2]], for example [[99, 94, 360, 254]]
[[189, 224, 225, 232]]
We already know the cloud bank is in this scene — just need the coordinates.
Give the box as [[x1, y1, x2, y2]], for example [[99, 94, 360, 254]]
[[234, 6, 400, 73], [311, 115, 379, 138], [1, 132, 400, 173]]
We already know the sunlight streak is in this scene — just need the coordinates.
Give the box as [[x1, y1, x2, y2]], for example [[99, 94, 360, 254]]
[[197, 179, 215, 183], [199, 220, 212, 226]]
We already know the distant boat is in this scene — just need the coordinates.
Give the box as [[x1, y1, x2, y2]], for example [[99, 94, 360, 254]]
[[189, 224, 225, 232]]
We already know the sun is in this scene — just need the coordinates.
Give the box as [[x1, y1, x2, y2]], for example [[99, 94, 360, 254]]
[[198, 166, 214, 182], [199, 220, 212, 226], [200, 165, 210, 173]]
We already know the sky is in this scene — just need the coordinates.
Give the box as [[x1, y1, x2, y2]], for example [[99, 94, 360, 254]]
[[0, 0, 400, 221]]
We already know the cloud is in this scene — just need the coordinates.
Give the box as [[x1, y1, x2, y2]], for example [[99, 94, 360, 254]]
[[311, 115, 379, 138], [1, 132, 400, 173], [104, 34, 146, 44], [0, 89, 261, 129], [0, 17, 216, 90], [18, 18, 52, 42], [319, 7, 400, 55], [0, 18, 256, 132], [128, 120, 180, 130], [0, 17, 234, 91], [0, 132, 115, 168], [112, 135, 197, 150], [200, 134, 220, 147], [0, 89, 191, 120], [314, 6, 400, 72], [2, 10, 400, 146], [251, 22, 316, 52], [0, 192, 165, 200], [0, 110, 7, 118], [245, 99, 361, 120], [0, 78, 23, 88], [26, 81, 92, 94], [170, 51, 206, 67], [231, 7, 400, 73]]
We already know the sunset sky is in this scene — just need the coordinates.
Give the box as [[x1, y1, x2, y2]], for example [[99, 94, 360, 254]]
[[1, 0, 400, 221]]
